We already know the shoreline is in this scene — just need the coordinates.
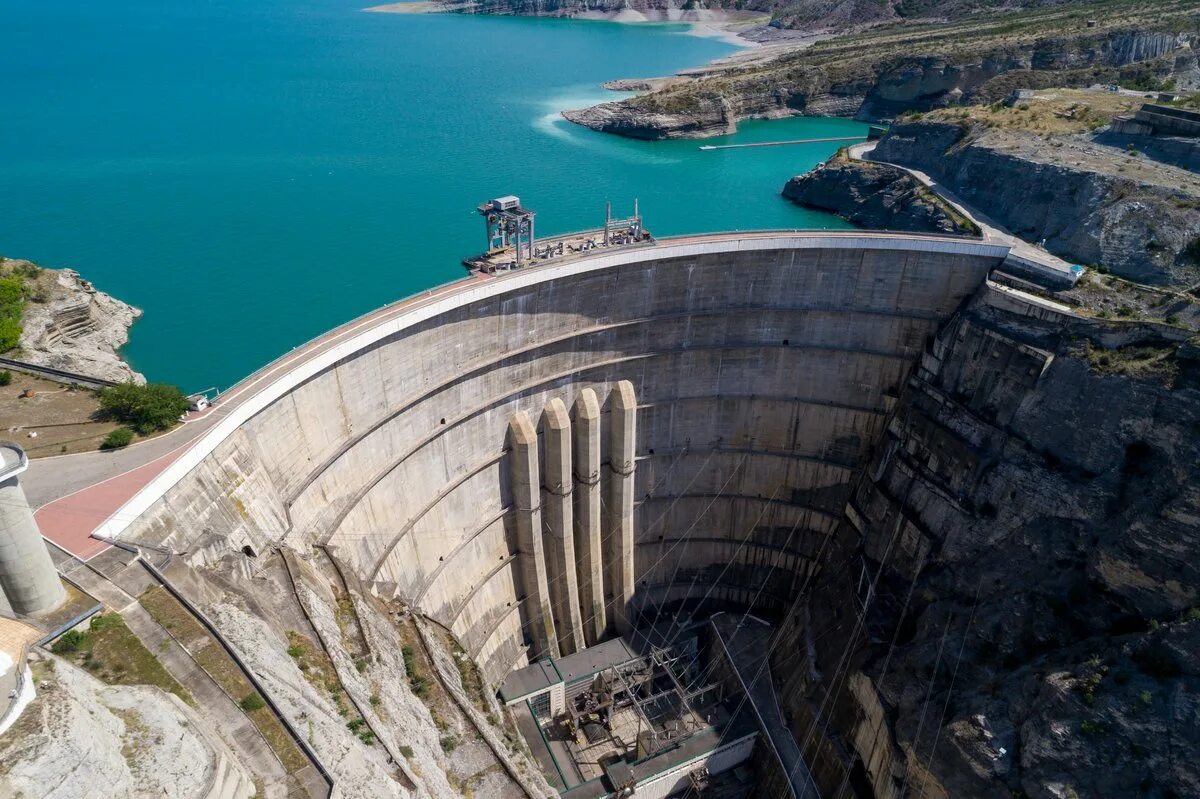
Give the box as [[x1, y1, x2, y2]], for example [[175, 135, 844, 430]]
[[361, 3, 816, 106], [362, 3, 777, 49]]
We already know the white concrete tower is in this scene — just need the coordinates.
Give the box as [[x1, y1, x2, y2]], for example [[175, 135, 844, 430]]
[[0, 443, 66, 616]]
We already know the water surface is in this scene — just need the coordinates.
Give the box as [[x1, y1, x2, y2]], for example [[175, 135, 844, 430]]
[[0, 0, 864, 389]]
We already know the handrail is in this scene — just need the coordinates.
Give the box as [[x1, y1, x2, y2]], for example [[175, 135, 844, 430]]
[[0, 441, 29, 483]]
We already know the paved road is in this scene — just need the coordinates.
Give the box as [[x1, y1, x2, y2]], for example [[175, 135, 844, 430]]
[[848, 141, 1078, 285], [25, 228, 1040, 561]]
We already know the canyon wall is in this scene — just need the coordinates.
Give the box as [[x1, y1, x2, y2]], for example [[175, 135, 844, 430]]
[[773, 282, 1200, 798]]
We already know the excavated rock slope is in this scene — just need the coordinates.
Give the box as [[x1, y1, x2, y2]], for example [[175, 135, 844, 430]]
[[872, 120, 1200, 285], [0, 656, 255, 799]]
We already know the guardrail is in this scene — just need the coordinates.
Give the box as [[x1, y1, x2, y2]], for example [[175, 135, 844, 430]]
[[0, 356, 118, 389]]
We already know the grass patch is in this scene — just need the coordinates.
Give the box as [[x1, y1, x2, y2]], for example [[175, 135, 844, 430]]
[[50, 613, 193, 706], [285, 630, 366, 728], [1082, 342, 1179, 383], [139, 586, 308, 773]]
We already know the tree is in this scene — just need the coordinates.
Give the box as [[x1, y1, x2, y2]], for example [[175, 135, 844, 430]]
[[97, 383, 190, 434], [0, 317, 20, 352]]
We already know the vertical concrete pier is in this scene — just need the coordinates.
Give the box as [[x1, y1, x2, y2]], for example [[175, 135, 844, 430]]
[[607, 381, 637, 636], [542, 398, 585, 655], [508, 413, 558, 660], [0, 443, 66, 616], [572, 389, 606, 645]]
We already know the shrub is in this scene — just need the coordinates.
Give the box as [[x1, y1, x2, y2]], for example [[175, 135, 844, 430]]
[[51, 629, 86, 654], [98, 383, 190, 434], [239, 692, 266, 712], [439, 735, 457, 753], [0, 370, 11, 386], [287, 644, 303, 658], [370, 694, 381, 706], [101, 427, 134, 450], [399, 745, 414, 759]]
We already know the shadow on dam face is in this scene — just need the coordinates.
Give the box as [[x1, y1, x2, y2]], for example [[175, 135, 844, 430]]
[[119, 236, 1001, 687]]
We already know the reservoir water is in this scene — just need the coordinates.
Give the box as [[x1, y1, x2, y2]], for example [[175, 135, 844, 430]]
[[1, 0, 865, 390]]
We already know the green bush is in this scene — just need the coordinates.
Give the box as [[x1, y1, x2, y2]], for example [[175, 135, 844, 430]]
[[0, 370, 11, 386], [51, 629, 86, 654], [399, 745, 414, 759], [239, 692, 266, 712], [439, 735, 457, 753], [98, 383, 190, 434], [101, 427, 135, 450], [0, 317, 20, 353]]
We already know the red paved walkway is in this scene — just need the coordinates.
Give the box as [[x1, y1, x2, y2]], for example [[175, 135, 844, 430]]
[[35, 274, 490, 560]]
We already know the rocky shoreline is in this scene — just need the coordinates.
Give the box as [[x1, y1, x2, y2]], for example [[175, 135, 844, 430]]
[[560, 6, 1200, 140], [3, 257, 144, 384]]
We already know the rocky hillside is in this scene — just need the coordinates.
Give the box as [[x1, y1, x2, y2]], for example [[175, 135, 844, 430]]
[[782, 152, 980, 234], [393, 0, 1121, 30], [775, 279, 1200, 799], [563, 0, 1200, 138], [1, 256, 144, 384], [871, 118, 1200, 285]]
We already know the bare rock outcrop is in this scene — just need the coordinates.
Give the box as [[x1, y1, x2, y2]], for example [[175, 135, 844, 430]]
[[7, 258, 145, 384], [782, 154, 980, 235]]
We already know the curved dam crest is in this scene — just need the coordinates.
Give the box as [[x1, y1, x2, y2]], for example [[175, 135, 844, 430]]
[[110, 232, 1005, 684]]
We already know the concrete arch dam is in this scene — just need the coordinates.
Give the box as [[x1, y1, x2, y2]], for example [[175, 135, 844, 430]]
[[115, 233, 1003, 686]]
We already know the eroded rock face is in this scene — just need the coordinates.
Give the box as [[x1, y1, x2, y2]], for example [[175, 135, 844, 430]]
[[872, 121, 1200, 285], [13, 262, 145, 384], [782, 156, 979, 235], [775, 284, 1200, 799]]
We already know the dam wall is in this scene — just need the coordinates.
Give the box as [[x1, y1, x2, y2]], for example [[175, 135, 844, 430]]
[[115, 234, 1005, 684]]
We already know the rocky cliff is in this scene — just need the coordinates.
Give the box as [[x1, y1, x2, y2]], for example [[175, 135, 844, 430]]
[[563, 2, 1200, 138], [871, 120, 1200, 285], [782, 153, 980, 235], [2, 257, 145, 384], [775, 281, 1200, 799]]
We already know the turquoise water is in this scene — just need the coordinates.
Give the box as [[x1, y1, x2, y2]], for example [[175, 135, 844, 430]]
[[0, 0, 864, 390]]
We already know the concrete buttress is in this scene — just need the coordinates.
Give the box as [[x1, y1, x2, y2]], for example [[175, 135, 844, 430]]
[[572, 388, 606, 645], [507, 413, 559, 660], [541, 398, 585, 655], [607, 381, 637, 637]]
